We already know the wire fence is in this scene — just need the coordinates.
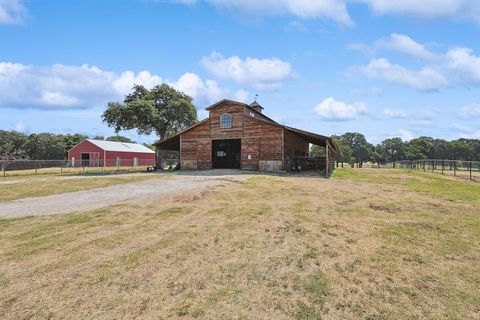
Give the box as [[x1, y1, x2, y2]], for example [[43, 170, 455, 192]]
[[1, 158, 157, 177], [384, 159, 480, 182]]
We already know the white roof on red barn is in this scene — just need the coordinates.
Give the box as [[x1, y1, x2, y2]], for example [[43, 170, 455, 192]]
[[86, 139, 155, 154]]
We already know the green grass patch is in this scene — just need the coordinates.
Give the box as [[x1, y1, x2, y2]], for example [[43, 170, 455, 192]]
[[303, 272, 329, 304]]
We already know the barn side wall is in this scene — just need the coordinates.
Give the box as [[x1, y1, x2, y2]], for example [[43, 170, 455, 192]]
[[104, 151, 155, 167], [243, 116, 283, 171], [180, 120, 211, 169], [67, 140, 104, 167]]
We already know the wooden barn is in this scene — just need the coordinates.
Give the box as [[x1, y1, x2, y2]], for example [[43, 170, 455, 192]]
[[68, 139, 155, 167], [154, 99, 335, 175]]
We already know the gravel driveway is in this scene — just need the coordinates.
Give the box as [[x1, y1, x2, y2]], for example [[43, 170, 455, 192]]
[[0, 172, 247, 218]]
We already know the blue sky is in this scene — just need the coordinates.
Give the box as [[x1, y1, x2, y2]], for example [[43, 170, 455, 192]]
[[1, 0, 480, 143]]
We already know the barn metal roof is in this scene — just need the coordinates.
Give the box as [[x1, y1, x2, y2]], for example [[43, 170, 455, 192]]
[[86, 139, 155, 153]]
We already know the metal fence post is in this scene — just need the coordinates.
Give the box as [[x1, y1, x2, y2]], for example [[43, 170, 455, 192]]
[[454, 161, 456, 176], [441, 160, 444, 174], [470, 161, 472, 180], [2, 161, 5, 177]]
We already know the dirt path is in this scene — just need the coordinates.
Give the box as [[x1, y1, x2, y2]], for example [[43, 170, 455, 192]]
[[0, 173, 247, 218]]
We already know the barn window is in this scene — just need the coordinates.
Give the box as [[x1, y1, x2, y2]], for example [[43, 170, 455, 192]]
[[220, 113, 232, 128]]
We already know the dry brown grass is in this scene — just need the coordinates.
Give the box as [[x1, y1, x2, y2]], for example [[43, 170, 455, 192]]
[[0, 168, 479, 319], [0, 173, 168, 202]]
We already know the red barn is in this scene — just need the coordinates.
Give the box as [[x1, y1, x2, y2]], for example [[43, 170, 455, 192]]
[[67, 139, 155, 167]]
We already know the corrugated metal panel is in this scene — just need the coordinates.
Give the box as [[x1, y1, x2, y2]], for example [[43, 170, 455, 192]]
[[87, 139, 155, 153]]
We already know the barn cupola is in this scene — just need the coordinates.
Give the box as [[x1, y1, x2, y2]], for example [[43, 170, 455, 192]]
[[249, 100, 264, 113]]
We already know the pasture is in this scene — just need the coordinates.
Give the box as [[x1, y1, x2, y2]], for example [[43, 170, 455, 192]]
[[0, 168, 479, 319]]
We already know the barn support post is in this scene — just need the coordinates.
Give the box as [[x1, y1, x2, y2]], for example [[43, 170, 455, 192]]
[[325, 142, 329, 177]]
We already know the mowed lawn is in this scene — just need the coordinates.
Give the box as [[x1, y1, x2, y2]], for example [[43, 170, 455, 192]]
[[0, 169, 479, 319]]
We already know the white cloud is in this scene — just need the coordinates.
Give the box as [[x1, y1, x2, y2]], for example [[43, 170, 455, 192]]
[[174, 0, 480, 25], [374, 33, 437, 60], [201, 51, 294, 90], [458, 103, 480, 119], [0, 61, 225, 110], [383, 108, 408, 118], [172, 72, 225, 105], [201, 0, 353, 26], [113, 70, 162, 96], [390, 129, 414, 141], [15, 120, 26, 132], [353, 42, 480, 90], [0, 0, 26, 24], [314, 97, 367, 121], [445, 47, 480, 86], [233, 89, 250, 103], [359, 0, 480, 24], [359, 58, 448, 90], [350, 33, 437, 61]]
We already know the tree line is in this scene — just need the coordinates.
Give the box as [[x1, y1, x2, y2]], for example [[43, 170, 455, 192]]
[[2, 129, 479, 163], [0, 131, 147, 161], [331, 133, 480, 167]]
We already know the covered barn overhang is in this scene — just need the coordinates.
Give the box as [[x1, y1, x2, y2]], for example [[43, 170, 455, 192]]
[[284, 126, 336, 152], [155, 134, 180, 151], [153, 119, 209, 151]]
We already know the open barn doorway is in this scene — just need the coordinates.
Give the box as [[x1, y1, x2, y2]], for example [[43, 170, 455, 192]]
[[212, 139, 241, 169]]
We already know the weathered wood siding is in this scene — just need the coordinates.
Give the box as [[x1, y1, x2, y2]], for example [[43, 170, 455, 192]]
[[180, 120, 211, 169], [243, 115, 283, 170], [210, 103, 244, 139], [179, 101, 285, 171]]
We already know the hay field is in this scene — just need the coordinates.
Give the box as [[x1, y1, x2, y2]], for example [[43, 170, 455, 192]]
[[0, 168, 478, 319]]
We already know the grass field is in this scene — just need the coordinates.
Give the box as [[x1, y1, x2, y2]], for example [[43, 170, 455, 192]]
[[0, 168, 479, 319], [0, 173, 168, 202]]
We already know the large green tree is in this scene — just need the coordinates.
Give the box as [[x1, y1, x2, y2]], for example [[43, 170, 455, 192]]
[[102, 84, 198, 139], [0, 130, 28, 160], [377, 138, 406, 163], [340, 132, 372, 167], [405, 137, 435, 160], [331, 136, 352, 167], [24, 133, 66, 160]]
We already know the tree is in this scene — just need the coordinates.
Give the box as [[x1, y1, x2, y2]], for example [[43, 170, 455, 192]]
[[62, 134, 88, 153], [24, 133, 66, 160], [0, 130, 28, 160], [449, 139, 475, 160], [405, 137, 435, 160], [331, 136, 352, 167], [340, 132, 372, 167], [309, 144, 326, 157], [377, 138, 405, 163], [106, 135, 134, 143], [102, 84, 198, 139], [432, 138, 449, 159], [92, 135, 105, 140]]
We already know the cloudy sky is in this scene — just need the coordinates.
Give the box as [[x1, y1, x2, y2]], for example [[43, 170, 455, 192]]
[[1, 0, 480, 143]]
